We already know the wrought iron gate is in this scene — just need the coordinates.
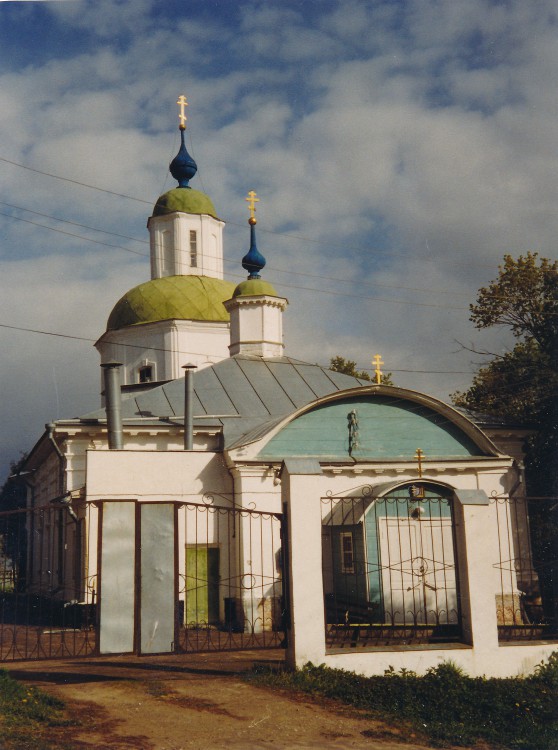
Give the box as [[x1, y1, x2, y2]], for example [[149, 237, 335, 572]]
[[0, 499, 287, 662], [322, 485, 462, 649], [177, 501, 287, 653]]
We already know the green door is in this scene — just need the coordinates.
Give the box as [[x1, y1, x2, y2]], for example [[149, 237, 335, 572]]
[[185, 547, 220, 625]]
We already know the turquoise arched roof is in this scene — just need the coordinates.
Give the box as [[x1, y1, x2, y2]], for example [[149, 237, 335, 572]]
[[258, 395, 486, 460]]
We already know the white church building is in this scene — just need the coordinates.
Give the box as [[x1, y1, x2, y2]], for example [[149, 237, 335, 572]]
[[13, 101, 556, 676]]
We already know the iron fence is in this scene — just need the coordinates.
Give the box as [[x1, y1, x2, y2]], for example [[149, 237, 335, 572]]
[[177, 500, 287, 652], [322, 486, 462, 649], [0, 501, 97, 662], [492, 496, 558, 642]]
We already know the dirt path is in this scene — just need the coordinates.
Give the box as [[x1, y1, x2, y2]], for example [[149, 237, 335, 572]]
[[8, 650, 433, 750]]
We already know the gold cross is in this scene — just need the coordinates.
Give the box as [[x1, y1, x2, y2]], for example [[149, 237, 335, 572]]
[[372, 354, 384, 384], [177, 94, 188, 130], [415, 448, 425, 478], [246, 190, 260, 221]]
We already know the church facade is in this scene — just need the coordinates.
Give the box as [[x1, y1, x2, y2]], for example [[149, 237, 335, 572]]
[[17, 101, 556, 676]]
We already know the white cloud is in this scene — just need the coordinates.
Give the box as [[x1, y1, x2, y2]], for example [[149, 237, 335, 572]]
[[0, 0, 557, 478]]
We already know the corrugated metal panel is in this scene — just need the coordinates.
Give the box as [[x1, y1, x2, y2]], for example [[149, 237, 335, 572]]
[[189, 365, 239, 416], [225, 415, 287, 450], [326, 369, 371, 390], [132, 385, 177, 418], [292, 364, 342, 398], [264, 361, 320, 406], [213, 360, 270, 417], [236, 359, 297, 414], [158, 378, 205, 416]]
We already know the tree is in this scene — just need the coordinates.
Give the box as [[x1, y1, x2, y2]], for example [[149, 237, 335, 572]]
[[452, 253, 558, 623], [469, 252, 558, 368], [451, 253, 557, 435], [329, 356, 394, 385]]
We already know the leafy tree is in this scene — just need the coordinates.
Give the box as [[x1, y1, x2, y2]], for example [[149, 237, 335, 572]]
[[452, 253, 558, 623], [469, 252, 558, 368], [330, 356, 394, 385], [451, 254, 558, 468]]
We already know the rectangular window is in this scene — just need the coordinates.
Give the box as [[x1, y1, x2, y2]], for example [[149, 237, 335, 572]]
[[340, 532, 355, 574], [139, 365, 153, 383], [161, 230, 173, 276], [190, 230, 197, 268]]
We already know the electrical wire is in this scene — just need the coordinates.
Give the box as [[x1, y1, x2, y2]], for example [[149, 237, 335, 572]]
[[0, 152, 507, 272]]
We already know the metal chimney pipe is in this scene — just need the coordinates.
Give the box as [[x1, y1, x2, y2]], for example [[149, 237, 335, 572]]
[[182, 364, 197, 450], [101, 362, 123, 450]]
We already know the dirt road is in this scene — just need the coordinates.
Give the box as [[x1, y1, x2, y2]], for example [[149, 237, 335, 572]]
[[9, 650, 433, 750]]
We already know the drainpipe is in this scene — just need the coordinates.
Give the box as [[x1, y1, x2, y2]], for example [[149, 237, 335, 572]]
[[101, 362, 123, 450], [45, 424, 78, 518], [46, 422, 65, 496], [182, 364, 197, 450]]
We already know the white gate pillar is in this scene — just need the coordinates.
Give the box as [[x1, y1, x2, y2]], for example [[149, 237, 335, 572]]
[[280, 459, 326, 669], [453, 491, 500, 653]]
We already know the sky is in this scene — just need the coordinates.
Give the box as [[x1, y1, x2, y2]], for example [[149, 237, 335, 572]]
[[0, 0, 557, 479]]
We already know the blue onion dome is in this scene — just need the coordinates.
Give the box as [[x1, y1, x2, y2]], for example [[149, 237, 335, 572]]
[[169, 128, 197, 188], [242, 218, 266, 279]]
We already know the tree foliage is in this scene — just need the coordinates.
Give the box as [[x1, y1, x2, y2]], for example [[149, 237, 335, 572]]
[[470, 252, 558, 367], [329, 356, 394, 386], [451, 339, 557, 425], [451, 252, 558, 496]]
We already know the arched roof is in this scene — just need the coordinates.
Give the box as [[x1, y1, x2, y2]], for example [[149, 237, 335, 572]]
[[256, 385, 501, 460]]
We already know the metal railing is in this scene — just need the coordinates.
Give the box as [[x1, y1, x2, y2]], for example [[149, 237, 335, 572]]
[[492, 495, 557, 642], [322, 488, 462, 649], [0, 502, 97, 662], [177, 500, 287, 652]]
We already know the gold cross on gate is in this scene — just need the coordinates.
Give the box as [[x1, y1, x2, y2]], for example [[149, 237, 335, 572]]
[[246, 190, 260, 220], [372, 354, 384, 384], [415, 448, 425, 478], [177, 94, 188, 130]]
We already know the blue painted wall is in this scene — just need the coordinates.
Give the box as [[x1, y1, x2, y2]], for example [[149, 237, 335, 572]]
[[258, 396, 483, 460]]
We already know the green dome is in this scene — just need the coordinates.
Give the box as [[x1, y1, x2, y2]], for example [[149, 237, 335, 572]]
[[107, 276, 236, 331], [152, 188, 218, 219], [233, 278, 278, 298]]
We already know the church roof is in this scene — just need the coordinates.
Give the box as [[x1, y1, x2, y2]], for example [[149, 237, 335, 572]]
[[106, 275, 236, 330], [152, 187, 218, 219], [81, 355, 371, 447], [78, 355, 499, 456], [232, 278, 278, 297]]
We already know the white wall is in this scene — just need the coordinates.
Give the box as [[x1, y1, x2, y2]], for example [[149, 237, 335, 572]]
[[96, 318, 230, 386], [280, 462, 557, 678]]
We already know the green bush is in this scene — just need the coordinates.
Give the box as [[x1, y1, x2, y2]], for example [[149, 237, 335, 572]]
[[249, 654, 558, 749]]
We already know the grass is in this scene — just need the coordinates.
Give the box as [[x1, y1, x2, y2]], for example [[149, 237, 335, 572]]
[[247, 653, 558, 749], [0, 669, 74, 750]]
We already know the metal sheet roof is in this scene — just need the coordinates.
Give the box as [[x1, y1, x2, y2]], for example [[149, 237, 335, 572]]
[[80, 355, 366, 449]]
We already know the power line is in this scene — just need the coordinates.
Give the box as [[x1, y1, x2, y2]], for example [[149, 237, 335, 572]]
[[0, 210, 472, 309], [0, 211, 149, 258], [2, 319, 555, 396], [0, 320, 477, 375], [0, 152, 502, 271], [0, 200, 150, 245], [1, 200, 480, 300], [4, 206, 558, 315]]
